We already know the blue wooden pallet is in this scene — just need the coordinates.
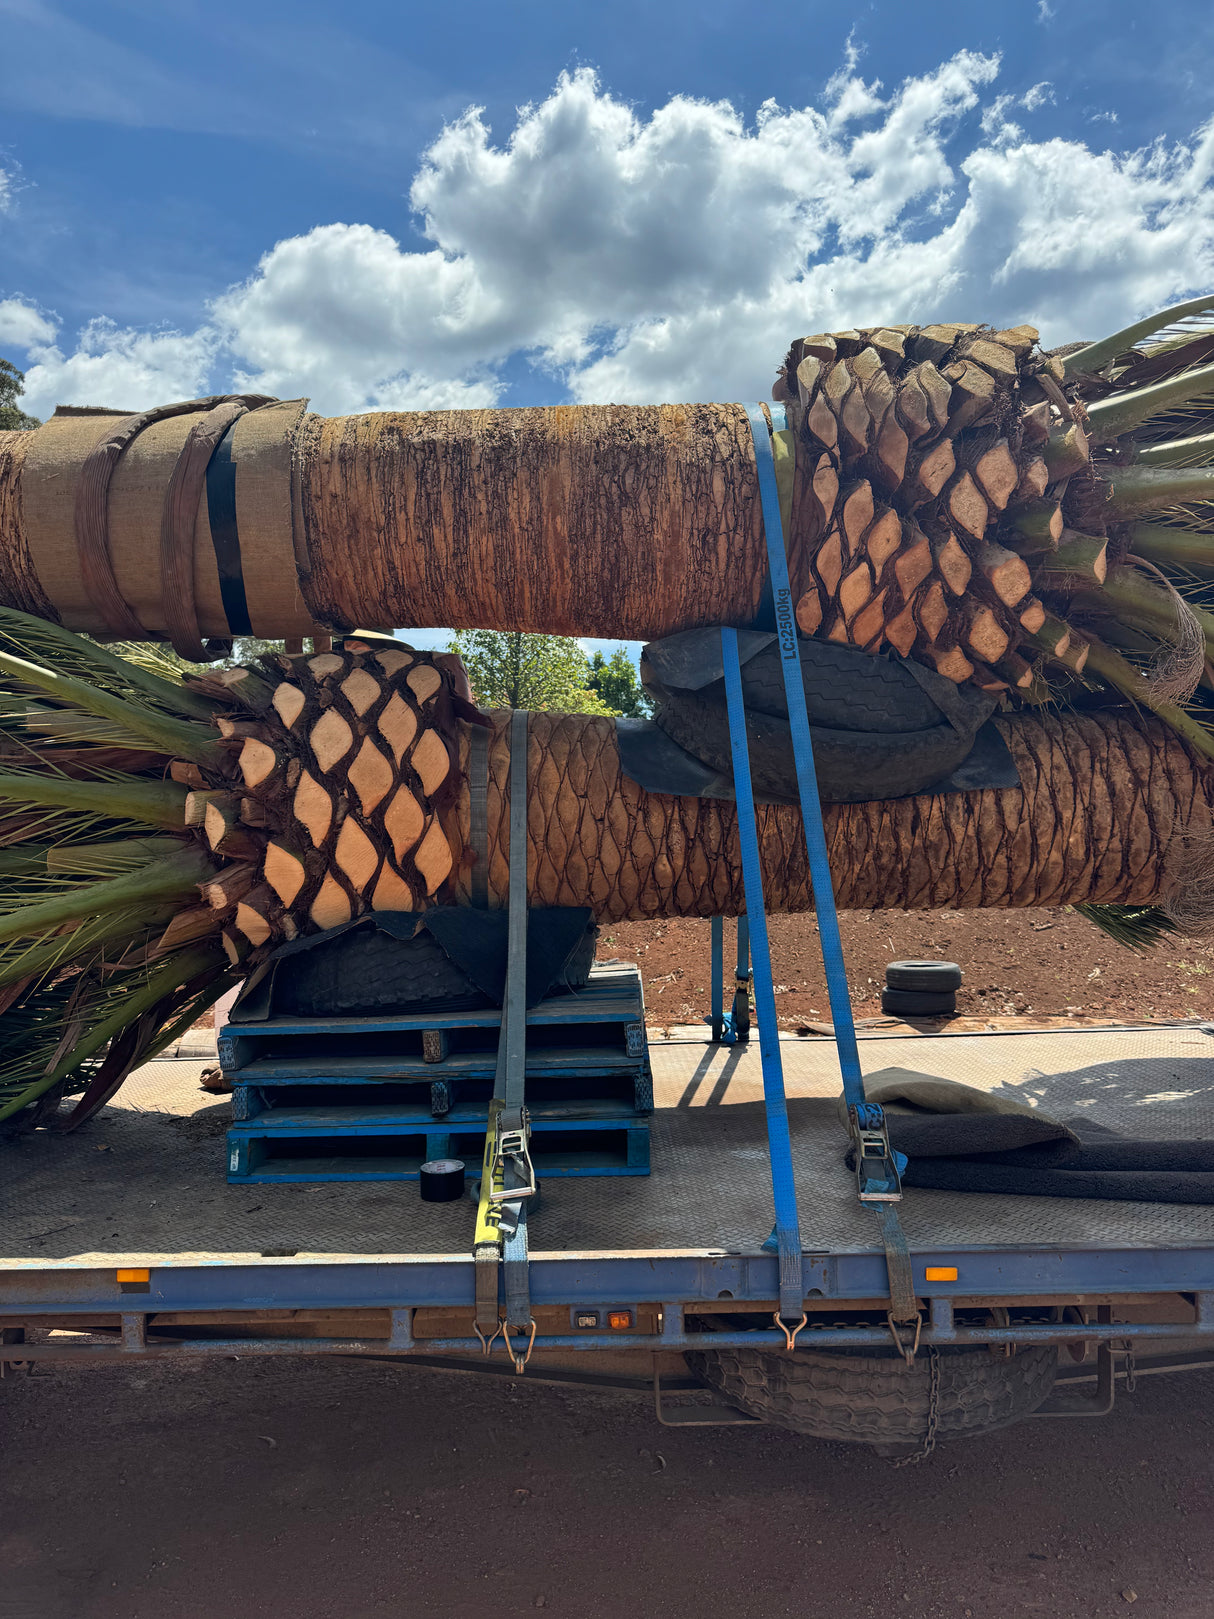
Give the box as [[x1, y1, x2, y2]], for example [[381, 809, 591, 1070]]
[[218, 966, 648, 1103], [219, 963, 644, 1063], [231, 1065, 653, 1121], [219, 963, 651, 1119], [225, 1110, 651, 1184]]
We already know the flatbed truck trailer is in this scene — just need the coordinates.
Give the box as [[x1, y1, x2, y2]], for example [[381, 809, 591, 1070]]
[[4, 406, 1214, 1442], [4, 1019, 1212, 1445]]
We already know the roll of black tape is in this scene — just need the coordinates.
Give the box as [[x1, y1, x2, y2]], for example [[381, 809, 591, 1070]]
[[419, 1158, 466, 1203]]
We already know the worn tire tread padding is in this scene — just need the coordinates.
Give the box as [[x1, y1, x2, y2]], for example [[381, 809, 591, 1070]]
[[730, 641, 965, 733], [689, 1343, 1058, 1446], [272, 922, 489, 1017]]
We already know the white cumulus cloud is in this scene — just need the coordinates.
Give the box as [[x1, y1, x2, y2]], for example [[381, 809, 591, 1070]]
[[0, 296, 58, 352], [4, 52, 1213, 417], [213, 224, 497, 413], [15, 317, 217, 419]]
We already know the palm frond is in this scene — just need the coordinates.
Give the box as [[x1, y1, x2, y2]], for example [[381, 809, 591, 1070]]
[[0, 943, 231, 1120], [1075, 903, 1179, 951], [0, 608, 216, 721], [1136, 430, 1214, 469], [0, 645, 219, 762], [0, 767, 189, 831], [0, 903, 177, 991], [0, 845, 212, 947], [0, 697, 175, 753], [1064, 294, 1214, 379], [1085, 362, 1214, 443], [45, 837, 186, 876]]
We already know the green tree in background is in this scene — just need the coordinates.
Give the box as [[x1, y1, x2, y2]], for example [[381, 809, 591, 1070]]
[[586, 647, 652, 717], [0, 359, 40, 431], [449, 630, 616, 714], [219, 636, 288, 669]]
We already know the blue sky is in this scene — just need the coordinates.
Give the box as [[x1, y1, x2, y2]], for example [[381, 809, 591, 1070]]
[[2, 0, 1212, 417], [1, 0, 1212, 655]]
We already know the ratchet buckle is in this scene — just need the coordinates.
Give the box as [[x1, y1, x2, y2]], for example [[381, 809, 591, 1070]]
[[488, 1113, 537, 1203], [849, 1102, 904, 1204]]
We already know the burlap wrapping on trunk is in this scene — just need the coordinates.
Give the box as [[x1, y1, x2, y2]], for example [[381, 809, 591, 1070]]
[[229, 399, 316, 636], [20, 399, 318, 638]]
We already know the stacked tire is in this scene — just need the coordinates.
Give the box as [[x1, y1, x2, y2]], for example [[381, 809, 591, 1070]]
[[881, 959, 961, 1019]]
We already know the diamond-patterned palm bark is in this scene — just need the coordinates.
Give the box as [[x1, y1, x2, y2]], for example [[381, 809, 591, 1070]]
[[442, 709, 1212, 921], [773, 322, 1065, 688], [176, 639, 460, 958], [176, 668, 1211, 955]]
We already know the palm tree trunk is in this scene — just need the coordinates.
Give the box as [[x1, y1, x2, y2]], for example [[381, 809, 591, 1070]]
[[296, 405, 782, 637], [449, 709, 1212, 919], [0, 408, 786, 639]]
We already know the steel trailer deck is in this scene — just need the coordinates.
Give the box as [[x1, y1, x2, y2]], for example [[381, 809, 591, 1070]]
[[3, 1024, 1213, 1361]]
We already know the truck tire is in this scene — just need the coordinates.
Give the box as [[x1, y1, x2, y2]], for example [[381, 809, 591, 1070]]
[[688, 1343, 1057, 1449], [885, 960, 963, 993], [880, 986, 957, 1017]]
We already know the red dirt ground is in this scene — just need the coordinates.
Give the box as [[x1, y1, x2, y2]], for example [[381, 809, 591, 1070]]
[[601, 908, 1214, 1030]]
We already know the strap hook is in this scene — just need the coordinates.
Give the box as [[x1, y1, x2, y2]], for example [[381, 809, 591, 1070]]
[[886, 1310, 922, 1365], [474, 1318, 504, 1358], [503, 1319, 537, 1373], [773, 1311, 808, 1352]]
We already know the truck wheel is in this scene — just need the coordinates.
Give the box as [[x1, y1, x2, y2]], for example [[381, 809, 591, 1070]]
[[885, 959, 963, 993], [688, 1343, 1057, 1450]]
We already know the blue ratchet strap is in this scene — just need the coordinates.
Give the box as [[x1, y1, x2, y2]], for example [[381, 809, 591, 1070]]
[[709, 915, 724, 1042], [744, 403, 917, 1340], [721, 629, 806, 1347], [744, 402, 866, 1109]]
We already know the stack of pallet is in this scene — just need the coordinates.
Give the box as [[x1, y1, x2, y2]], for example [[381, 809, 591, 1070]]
[[218, 963, 652, 1185]]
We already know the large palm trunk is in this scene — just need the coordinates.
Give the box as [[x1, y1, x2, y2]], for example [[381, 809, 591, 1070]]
[[0, 405, 772, 641], [456, 709, 1210, 919], [3, 303, 1214, 751]]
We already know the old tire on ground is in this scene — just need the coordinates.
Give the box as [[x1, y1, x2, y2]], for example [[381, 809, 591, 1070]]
[[880, 986, 957, 1017], [688, 1343, 1057, 1449], [885, 959, 963, 993]]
